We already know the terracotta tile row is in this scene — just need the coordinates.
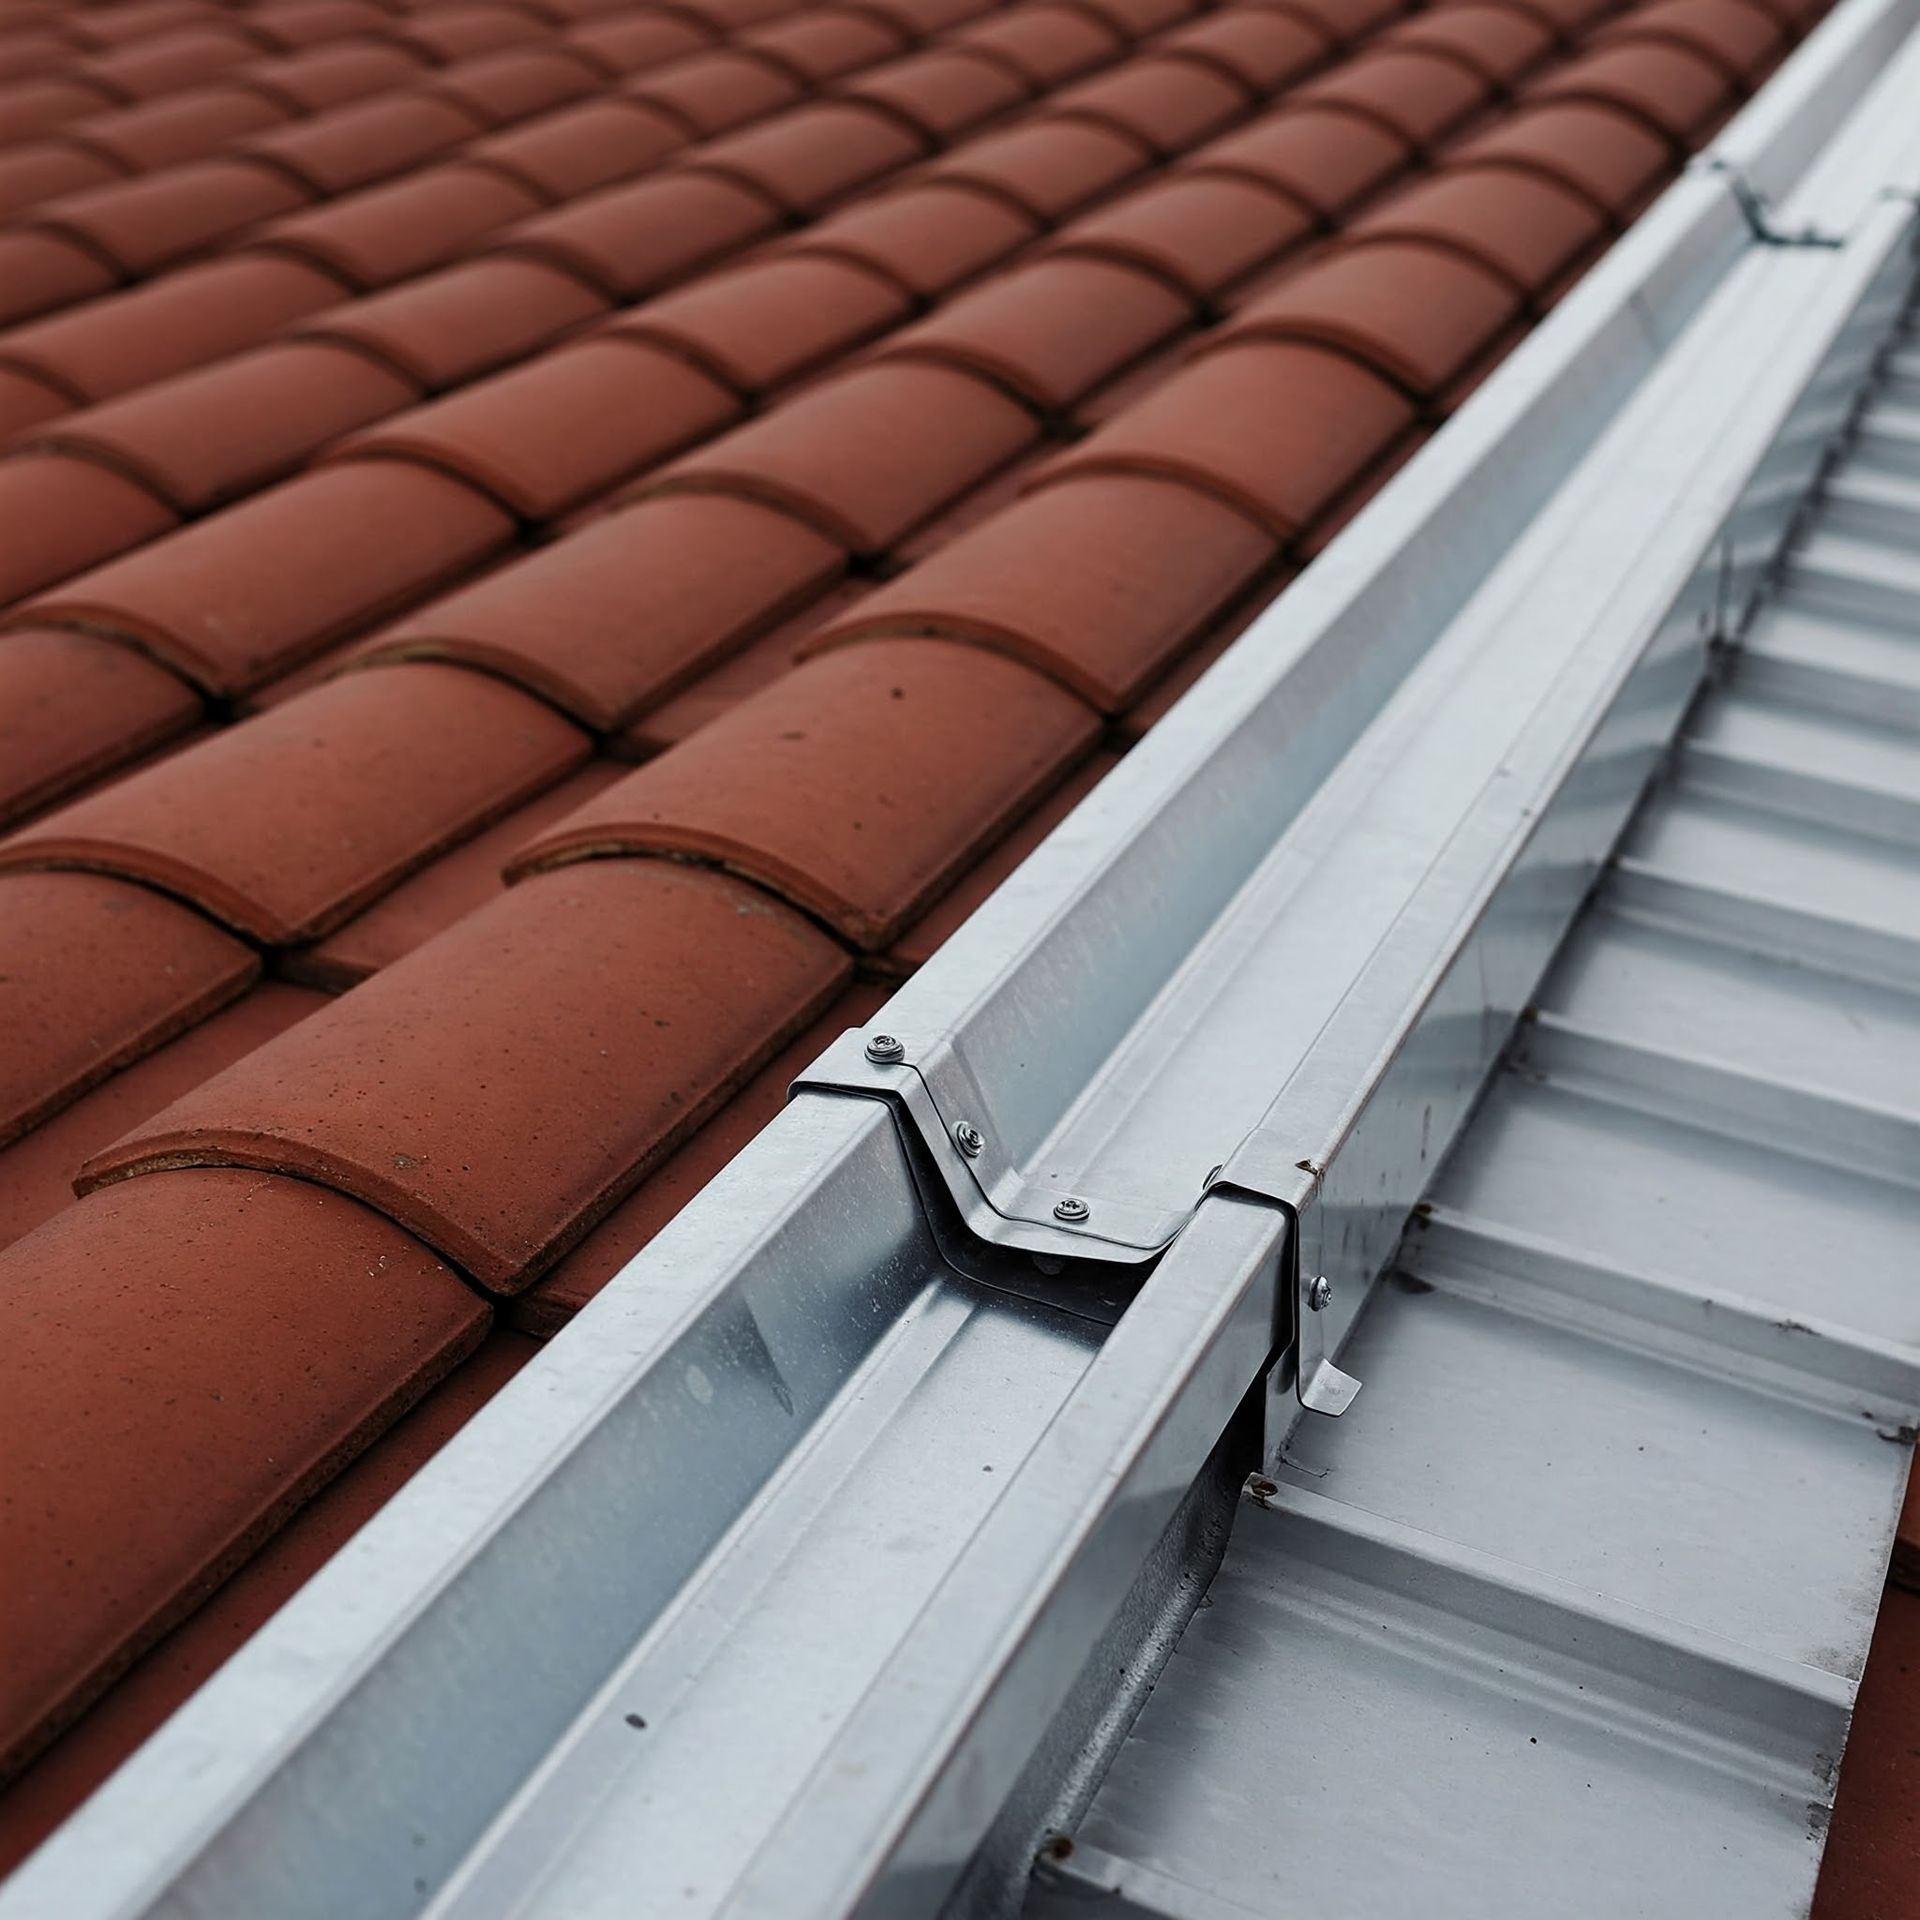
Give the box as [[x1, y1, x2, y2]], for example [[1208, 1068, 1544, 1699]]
[[0, 1, 1293, 846], [0, 9, 605, 240], [0, 0, 833, 353], [0, 0, 1122, 615]]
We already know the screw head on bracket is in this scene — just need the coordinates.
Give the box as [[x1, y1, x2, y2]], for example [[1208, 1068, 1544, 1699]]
[[864, 1033, 905, 1064], [1053, 1196, 1091, 1224], [953, 1121, 985, 1158], [1306, 1275, 1333, 1313]]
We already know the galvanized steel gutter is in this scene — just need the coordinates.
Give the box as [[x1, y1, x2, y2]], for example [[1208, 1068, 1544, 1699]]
[[8, 1, 1920, 1913]]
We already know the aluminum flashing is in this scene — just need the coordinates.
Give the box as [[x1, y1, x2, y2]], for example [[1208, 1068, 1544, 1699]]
[[1026, 321, 1920, 1920], [3, 4, 1918, 1918]]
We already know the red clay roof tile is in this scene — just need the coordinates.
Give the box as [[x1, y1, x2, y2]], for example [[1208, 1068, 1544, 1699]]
[[1592, 0, 1783, 83], [1525, 37, 1732, 142], [29, 158, 313, 279], [1810, 1584, 1920, 1920], [0, 362, 69, 434], [783, 178, 1038, 296], [1278, 0, 1408, 47], [0, 77, 119, 142], [84, 860, 854, 1289], [626, 46, 801, 134], [0, 869, 257, 1147], [1500, 0, 1619, 32], [74, 24, 263, 98], [62, 0, 217, 48], [0, 145, 122, 222], [350, 490, 845, 727], [248, 0, 398, 48], [513, 635, 1100, 945], [1346, 163, 1607, 299], [240, 91, 486, 195], [682, 97, 927, 210], [391, 3, 549, 63], [1895, 1455, 1919, 1591], [563, 8, 716, 74], [1216, 236, 1522, 398], [0, 1167, 487, 1779], [0, 1322, 531, 1873], [21, 339, 420, 512], [8, 460, 514, 693], [1381, 2, 1557, 83], [0, 979, 324, 1252], [924, 114, 1151, 222], [1154, 7, 1332, 93], [1040, 337, 1417, 538], [330, 334, 739, 520], [674, 0, 806, 30], [1049, 53, 1250, 154], [514, 978, 889, 1333], [1294, 45, 1492, 151], [860, 0, 1006, 33], [243, 38, 429, 112], [953, 3, 1125, 84], [654, 358, 1039, 553], [253, 161, 544, 287], [496, 167, 781, 296], [803, 472, 1274, 707], [608, 251, 910, 394], [0, 661, 589, 942], [1051, 171, 1314, 302], [745, 7, 908, 81], [614, 593, 829, 755], [428, 40, 602, 119], [1189, 101, 1411, 218], [0, 453, 176, 607], [836, 43, 1030, 139], [0, 231, 119, 329], [288, 761, 628, 986], [466, 92, 688, 195], [69, 85, 292, 171], [0, 255, 348, 404], [302, 257, 600, 391], [0, 628, 200, 832], [1077, 0, 1202, 36], [1449, 97, 1673, 218], [879, 253, 1193, 411]]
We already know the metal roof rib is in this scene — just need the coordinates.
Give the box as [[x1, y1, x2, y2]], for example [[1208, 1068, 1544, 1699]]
[[1032, 327, 1920, 1917]]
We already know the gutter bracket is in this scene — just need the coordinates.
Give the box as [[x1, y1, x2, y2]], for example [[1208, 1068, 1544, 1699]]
[[793, 1028, 1191, 1265], [1706, 159, 1848, 247], [798, 1032, 1360, 1413]]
